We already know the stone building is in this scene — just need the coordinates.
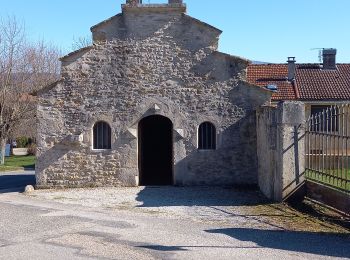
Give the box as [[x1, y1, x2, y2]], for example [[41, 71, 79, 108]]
[[35, 0, 271, 188]]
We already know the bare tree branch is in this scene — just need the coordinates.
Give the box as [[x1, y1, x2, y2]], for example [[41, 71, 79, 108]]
[[72, 35, 93, 51], [0, 16, 61, 164]]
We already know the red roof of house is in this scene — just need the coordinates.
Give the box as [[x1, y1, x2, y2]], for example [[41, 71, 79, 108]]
[[247, 63, 350, 101], [247, 64, 298, 101], [296, 64, 350, 100]]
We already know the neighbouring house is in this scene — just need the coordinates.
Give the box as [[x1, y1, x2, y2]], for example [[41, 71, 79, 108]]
[[247, 49, 350, 119], [248, 49, 350, 161], [35, 0, 271, 188]]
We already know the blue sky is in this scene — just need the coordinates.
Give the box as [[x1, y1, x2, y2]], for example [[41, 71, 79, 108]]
[[1, 0, 349, 63]]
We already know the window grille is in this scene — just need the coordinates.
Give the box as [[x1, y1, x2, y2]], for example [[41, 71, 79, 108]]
[[198, 122, 216, 150], [93, 121, 112, 150], [310, 106, 339, 132]]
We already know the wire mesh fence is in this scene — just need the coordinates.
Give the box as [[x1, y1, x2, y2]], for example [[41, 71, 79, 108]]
[[305, 104, 350, 193]]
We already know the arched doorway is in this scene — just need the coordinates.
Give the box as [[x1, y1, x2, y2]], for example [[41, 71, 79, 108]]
[[138, 115, 173, 186]]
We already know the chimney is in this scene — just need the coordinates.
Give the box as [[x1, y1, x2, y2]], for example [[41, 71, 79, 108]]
[[322, 48, 337, 70], [126, 0, 142, 5], [287, 57, 296, 81], [126, 0, 183, 4]]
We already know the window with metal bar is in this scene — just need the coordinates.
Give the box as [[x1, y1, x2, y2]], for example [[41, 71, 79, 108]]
[[198, 122, 216, 150], [310, 106, 339, 132], [93, 121, 112, 150]]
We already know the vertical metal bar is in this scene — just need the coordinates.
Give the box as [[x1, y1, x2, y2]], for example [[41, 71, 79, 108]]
[[314, 113, 317, 178], [321, 110, 325, 182], [211, 125, 215, 149], [333, 106, 337, 187], [93, 125, 96, 149], [345, 104, 350, 189], [345, 104, 348, 189], [99, 122, 102, 149], [306, 116, 310, 175], [311, 114, 314, 178], [97, 123, 99, 149], [96, 123, 98, 149], [341, 105, 345, 188], [318, 113, 321, 180], [98, 123, 100, 149], [337, 106, 341, 187], [101, 122, 104, 149], [325, 107, 329, 184], [207, 123, 210, 149], [201, 124, 204, 149], [330, 106, 333, 186], [199, 125, 201, 149], [312, 115, 316, 178], [316, 113, 321, 180]]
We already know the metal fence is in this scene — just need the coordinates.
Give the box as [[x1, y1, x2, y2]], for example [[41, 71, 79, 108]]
[[305, 104, 350, 193]]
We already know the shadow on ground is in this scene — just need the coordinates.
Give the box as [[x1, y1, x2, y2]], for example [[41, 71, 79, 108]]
[[136, 186, 269, 207], [206, 228, 350, 258], [0, 171, 35, 193], [137, 228, 350, 257], [289, 199, 350, 231]]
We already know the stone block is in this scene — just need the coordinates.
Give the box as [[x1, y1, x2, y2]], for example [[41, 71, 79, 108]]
[[277, 101, 305, 125]]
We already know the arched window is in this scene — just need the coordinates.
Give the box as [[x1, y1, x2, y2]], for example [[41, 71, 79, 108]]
[[198, 122, 216, 150], [93, 121, 112, 150]]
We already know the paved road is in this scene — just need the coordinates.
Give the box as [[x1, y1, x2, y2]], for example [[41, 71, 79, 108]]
[[0, 171, 35, 192], [0, 174, 349, 259]]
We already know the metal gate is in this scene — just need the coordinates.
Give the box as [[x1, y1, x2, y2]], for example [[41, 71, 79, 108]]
[[305, 104, 350, 194]]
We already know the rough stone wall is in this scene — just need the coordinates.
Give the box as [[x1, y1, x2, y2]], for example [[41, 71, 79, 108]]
[[36, 5, 271, 188], [256, 105, 277, 199]]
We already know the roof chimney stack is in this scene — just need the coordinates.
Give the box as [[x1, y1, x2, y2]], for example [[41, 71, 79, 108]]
[[126, 0, 142, 5], [287, 57, 296, 81], [322, 48, 337, 70]]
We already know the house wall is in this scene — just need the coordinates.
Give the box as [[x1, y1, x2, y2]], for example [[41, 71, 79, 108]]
[[36, 5, 271, 188]]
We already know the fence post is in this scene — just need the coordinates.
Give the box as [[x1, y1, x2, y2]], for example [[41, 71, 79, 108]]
[[275, 101, 306, 201], [257, 101, 306, 202]]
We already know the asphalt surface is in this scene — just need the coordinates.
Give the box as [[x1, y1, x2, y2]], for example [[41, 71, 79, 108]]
[[0, 172, 349, 260], [0, 171, 35, 192]]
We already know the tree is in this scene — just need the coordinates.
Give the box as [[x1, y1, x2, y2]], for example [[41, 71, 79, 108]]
[[0, 16, 61, 164], [72, 35, 93, 51]]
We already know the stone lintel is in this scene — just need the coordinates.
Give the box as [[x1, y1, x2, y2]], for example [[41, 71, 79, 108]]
[[127, 128, 138, 138], [174, 129, 185, 139], [153, 104, 161, 111]]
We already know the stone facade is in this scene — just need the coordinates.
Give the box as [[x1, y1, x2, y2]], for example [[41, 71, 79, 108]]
[[36, 1, 271, 188]]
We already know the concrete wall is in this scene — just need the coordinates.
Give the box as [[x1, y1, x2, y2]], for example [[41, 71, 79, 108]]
[[257, 101, 306, 201], [36, 3, 271, 188]]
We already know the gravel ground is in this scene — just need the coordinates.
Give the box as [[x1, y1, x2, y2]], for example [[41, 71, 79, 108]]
[[30, 186, 349, 233], [1, 181, 349, 259]]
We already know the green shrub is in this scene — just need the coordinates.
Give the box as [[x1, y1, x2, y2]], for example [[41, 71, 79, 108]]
[[16, 136, 29, 148], [27, 143, 37, 155]]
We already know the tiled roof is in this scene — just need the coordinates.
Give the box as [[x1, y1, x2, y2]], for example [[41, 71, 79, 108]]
[[296, 64, 350, 100], [247, 64, 297, 101], [247, 63, 350, 101]]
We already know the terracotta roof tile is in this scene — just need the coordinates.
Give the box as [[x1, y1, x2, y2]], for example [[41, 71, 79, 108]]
[[247, 63, 350, 101], [296, 64, 350, 100], [247, 64, 297, 101]]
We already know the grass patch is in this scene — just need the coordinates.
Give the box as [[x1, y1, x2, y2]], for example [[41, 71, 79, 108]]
[[306, 169, 350, 192], [0, 155, 36, 172]]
